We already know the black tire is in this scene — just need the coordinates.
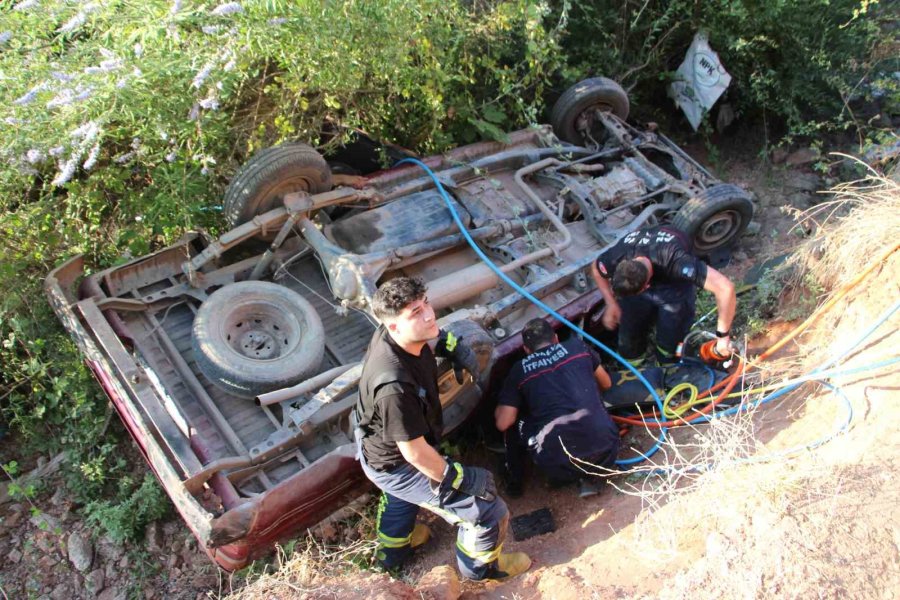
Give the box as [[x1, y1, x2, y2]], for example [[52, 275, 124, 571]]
[[224, 143, 332, 228], [191, 281, 325, 399], [550, 77, 630, 145], [671, 184, 754, 256]]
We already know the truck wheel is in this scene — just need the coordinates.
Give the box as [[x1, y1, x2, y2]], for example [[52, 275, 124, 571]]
[[224, 143, 332, 229], [550, 77, 630, 145], [191, 281, 325, 399], [671, 184, 754, 256]]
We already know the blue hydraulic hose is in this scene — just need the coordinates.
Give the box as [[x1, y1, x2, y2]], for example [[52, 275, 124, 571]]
[[397, 157, 667, 465]]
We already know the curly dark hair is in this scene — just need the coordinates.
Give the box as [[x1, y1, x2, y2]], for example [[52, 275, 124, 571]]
[[521, 318, 555, 351], [612, 259, 649, 296], [371, 276, 428, 320]]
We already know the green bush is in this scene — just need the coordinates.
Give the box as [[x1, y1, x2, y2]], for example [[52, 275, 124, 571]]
[[556, 0, 893, 136], [84, 473, 171, 543], [0, 0, 567, 509]]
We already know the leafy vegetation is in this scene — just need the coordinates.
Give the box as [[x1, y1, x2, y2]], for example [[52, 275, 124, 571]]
[[0, 0, 894, 543]]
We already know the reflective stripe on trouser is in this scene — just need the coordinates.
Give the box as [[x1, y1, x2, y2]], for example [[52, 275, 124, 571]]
[[618, 281, 696, 361], [357, 435, 509, 579]]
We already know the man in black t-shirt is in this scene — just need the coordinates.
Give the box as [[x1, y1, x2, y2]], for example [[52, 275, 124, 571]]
[[589, 225, 737, 365], [496, 319, 619, 498], [354, 277, 530, 581]]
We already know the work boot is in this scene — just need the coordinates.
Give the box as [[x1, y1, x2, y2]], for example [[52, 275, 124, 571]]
[[492, 551, 532, 579], [409, 523, 432, 548]]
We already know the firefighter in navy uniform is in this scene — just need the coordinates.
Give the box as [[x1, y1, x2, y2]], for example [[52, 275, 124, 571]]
[[495, 319, 619, 498], [589, 225, 737, 366], [354, 276, 531, 580]]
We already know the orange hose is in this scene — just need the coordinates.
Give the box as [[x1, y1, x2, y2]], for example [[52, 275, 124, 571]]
[[612, 241, 899, 429]]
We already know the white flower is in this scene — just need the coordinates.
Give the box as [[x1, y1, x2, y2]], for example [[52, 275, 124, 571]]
[[100, 59, 123, 71], [0, 31, 12, 45], [192, 63, 213, 89], [5, 118, 22, 125], [13, 85, 42, 106], [268, 17, 288, 26], [169, 0, 181, 16], [114, 151, 134, 164], [58, 12, 87, 34], [223, 59, 236, 72], [116, 78, 128, 89], [202, 25, 223, 34], [133, 67, 142, 77], [201, 166, 209, 175], [13, 0, 39, 10], [210, 2, 243, 16], [52, 156, 79, 186], [46, 89, 74, 108], [72, 121, 100, 142], [134, 43, 143, 57], [131, 137, 142, 150], [51, 71, 74, 82], [199, 95, 219, 110], [83, 143, 100, 171], [49, 146, 65, 157], [165, 151, 177, 163], [26, 149, 45, 164], [188, 102, 200, 121]]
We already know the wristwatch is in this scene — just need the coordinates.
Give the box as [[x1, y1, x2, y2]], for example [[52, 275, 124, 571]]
[[715, 329, 730, 338]]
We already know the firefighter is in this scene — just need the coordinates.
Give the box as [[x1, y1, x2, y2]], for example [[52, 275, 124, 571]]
[[354, 276, 531, 580]]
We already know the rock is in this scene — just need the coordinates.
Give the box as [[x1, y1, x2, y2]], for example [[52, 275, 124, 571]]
[[98, 586, 127, 600], [771, 147, 788, 164], [166, 554, 182, 569], [86, 568, 105, 595], [3, 507, 24, 529], [744, 221, 762, 236], [786, 172, 822, 192], [49, 583, 69, 600], [145, 521, 163, 553], [785, 147, 819, 166], [97, 536, 125, 563], [7, 548, 22, 563], [30, 513, 61, 533], [788, 192, 813, 210], [732, 251, 749, 263], [49, 486, 66, 508], [67, 532, 93, 572], [191, 573, 219, 588], [417, 565, 460, 600], [37, 554, 58, 570]]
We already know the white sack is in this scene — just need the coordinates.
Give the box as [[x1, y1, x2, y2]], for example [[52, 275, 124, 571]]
[[668, 32, 732, 131]]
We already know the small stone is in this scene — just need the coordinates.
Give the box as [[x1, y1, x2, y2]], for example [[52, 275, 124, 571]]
[[771, 147, 788, 164], [7, 548, 22, 563], [37, 554, 58, 570], [85, 568, 105, 595], [67, 532, 93, 572], [98, 586, 127, 600], [318, 523, 338, 540], [732, 251, 749, 262], [786, 172, 822, 192], [30, 513, 61, 532], [50, 583, 69, 600], [788, 192, 813, 209], [744, 221, 762, 236], [144, 588, 157, 599], [785, 147, 819, 166], [417, 565, 461, 600], [166, 554, 182, 569], [4, 509, 24, 529], [145, 521, 163, 553]]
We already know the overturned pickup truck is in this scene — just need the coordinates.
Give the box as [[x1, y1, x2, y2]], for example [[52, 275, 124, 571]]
[[46, 78, 752, 569]]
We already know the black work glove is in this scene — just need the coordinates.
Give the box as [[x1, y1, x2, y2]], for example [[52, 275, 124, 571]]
[[434, 461, 497, 505], [436, 330, 481, 384]]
